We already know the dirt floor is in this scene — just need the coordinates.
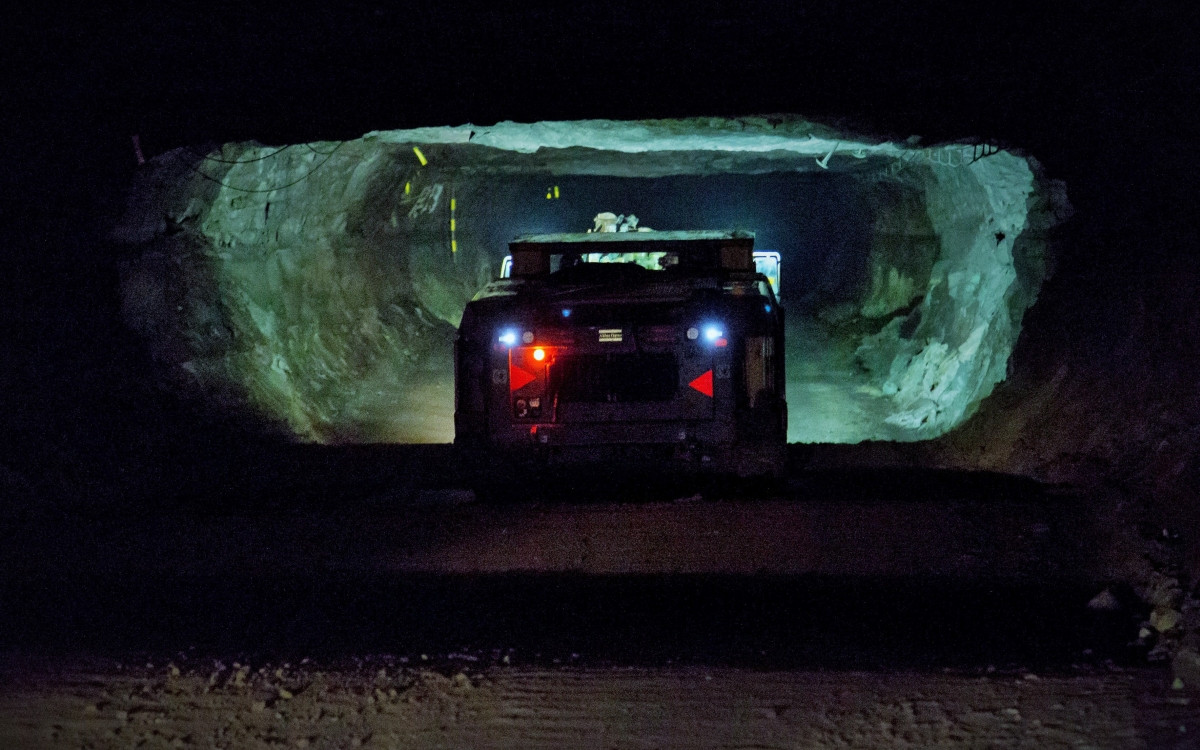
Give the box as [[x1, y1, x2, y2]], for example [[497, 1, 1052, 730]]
[[0, 658, 1194, 749], [1, 451, 1197, 747], [0, 481, 1114, 579]]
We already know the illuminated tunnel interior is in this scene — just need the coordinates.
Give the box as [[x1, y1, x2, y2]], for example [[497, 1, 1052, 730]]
[[115, 117, 1068, 445]]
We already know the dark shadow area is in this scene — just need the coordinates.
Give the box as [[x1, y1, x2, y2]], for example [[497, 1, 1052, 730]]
[[1, 441, 1134, 675], [36, 442, 1055, 512], [0, 573, 1141, 673], [787, 467, 1049, 505]]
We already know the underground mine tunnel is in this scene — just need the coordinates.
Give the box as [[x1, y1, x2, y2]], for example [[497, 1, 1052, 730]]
[[115, 117, 1068, 445]]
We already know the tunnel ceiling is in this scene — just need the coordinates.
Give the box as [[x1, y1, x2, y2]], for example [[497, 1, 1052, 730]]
[[115, 115, 1069, 445]]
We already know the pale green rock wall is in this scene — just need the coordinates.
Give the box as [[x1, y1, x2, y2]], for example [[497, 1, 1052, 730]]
[[852, 150, 1065, 440], [116, 141, 463, 442]]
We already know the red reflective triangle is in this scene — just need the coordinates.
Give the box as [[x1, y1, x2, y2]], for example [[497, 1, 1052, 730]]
[[688, 369, 714, 397], [510, 363, 535, 391]]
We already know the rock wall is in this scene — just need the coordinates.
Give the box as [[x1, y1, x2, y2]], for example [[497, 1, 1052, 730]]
[[852, 150, 1067, 439], [115, 142, 463, 442]]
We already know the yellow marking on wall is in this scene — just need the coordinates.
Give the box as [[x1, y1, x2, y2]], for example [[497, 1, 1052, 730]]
[[413, 147, 428, 166], [554, 185, 560, 199], [450, 191, 458, 253], [450, 218, 456, 231], [451, 198, 457, 211], [405, 182, 411, 195], [451, 239, 458, 253]]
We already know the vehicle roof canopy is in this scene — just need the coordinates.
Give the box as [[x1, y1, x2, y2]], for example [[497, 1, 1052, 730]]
[[508, 230, 755, 278]]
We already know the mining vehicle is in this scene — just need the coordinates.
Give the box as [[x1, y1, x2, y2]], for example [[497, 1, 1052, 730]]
[[454, 230, 786, 482]]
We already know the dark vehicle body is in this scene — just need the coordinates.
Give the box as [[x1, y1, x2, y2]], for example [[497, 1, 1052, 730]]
[[454, 230, 786, 479]]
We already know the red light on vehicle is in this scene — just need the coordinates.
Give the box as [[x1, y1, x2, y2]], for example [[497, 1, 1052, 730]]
[[532, 347, 546, 361], [689, 370, 714, 397], [715, 338, 728, 348]]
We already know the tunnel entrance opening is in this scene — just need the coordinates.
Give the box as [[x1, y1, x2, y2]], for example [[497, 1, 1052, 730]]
[[451, 170, 937, 443], [115, 117, 1065, 446]]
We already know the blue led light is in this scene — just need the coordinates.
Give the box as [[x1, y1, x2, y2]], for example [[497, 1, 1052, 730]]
[[764, 304, 772, 313], [562, 308, 572, 318], [498, 330, 518, 346], [704, 325, 723, 342]]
